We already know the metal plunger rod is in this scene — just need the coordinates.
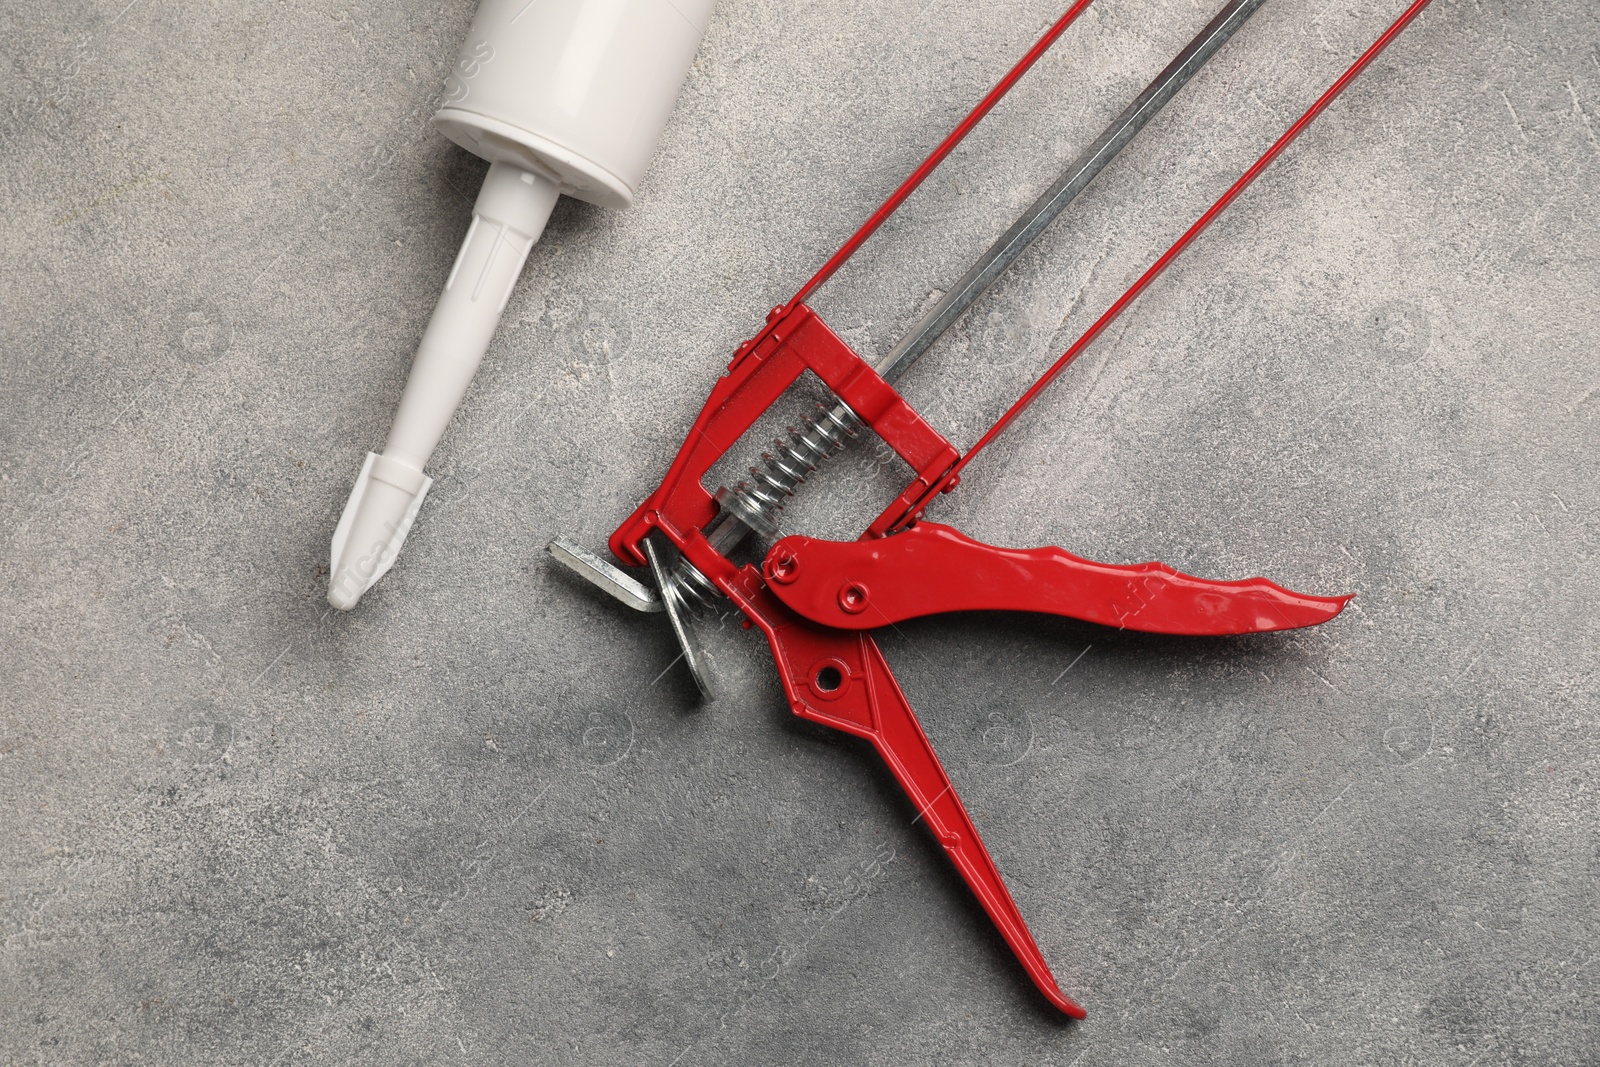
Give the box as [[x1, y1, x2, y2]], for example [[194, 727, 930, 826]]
[[877, 0, 1267, 385], [947, 0, 1438, 485], [785, 0, 1099, 312]]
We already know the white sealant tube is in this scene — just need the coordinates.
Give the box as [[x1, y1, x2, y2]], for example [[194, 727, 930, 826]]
[[330, 0, 716, 611]]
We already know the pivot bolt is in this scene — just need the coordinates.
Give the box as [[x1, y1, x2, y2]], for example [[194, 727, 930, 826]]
[[767, 551, 799, 584], [837, 581, 870, 614]]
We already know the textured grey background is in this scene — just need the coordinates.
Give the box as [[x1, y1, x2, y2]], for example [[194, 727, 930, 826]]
[[2, 0, 1597, 1063]]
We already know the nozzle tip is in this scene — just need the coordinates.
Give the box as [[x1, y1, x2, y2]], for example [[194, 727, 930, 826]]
[[326, 577, 365, 612], [327, 453, 432, 610]]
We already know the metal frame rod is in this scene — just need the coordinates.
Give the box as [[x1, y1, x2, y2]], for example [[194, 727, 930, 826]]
[[877, 0, 1268, 384], [785, 0, 1100, 312], [948, 0, 1437, 482]]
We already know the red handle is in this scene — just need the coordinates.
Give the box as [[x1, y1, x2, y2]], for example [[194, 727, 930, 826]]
[[726, 577, 1087, 1018], [764, 522, 1351, 635]]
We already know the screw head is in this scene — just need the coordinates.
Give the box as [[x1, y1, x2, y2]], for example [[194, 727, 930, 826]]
[[767, 551, 799, 584], [837, 582, 869, 614]]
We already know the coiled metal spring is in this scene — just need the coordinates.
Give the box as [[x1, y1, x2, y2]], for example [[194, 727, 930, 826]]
[[734, 403, 860, 537], [666, 402, 861, 614]]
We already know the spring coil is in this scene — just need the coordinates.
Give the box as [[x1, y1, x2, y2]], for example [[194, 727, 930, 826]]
[[741, 404, 861, 533], [669, 556, 724, 615], [666, 403, 860, 614]]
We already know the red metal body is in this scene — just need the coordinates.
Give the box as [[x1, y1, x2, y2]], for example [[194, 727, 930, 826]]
[[606, 0, 1434, 1019], [609, 304, 960, 567]]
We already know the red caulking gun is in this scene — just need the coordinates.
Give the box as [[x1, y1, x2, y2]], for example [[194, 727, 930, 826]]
[[553, 0, 1434, 1017]]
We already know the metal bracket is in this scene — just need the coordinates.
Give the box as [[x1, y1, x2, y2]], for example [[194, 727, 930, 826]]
[[548, 536, 663, 613]]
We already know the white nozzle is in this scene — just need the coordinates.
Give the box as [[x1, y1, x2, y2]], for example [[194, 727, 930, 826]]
[[328, 163, 558, 610], [328, 0, 717, 608]]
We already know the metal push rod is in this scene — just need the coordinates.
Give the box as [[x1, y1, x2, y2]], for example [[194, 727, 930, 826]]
[[941, 0, 1438, 488], [784, 0, 1099, 312], [877, 0, 1268, 385]]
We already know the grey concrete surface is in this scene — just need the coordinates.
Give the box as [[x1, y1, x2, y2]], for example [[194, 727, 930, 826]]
[[2, 0, 1597, 1063]]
